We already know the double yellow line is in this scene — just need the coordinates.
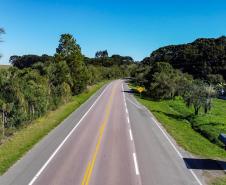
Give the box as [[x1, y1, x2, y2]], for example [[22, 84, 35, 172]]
[[81, 85, 116, 185]]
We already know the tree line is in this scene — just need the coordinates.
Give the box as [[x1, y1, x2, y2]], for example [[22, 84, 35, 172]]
[[131, 36, 226, 115], [0, 33, 134, 139], [143, 36, 226, 80], [1, 30, 225, 139]]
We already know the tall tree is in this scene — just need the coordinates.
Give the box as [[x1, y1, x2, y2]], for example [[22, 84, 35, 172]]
[[55, 34, 88, 95], [46, 61, 72, 105], [95, 50, 108, 58], [56, 34, 81, 58]]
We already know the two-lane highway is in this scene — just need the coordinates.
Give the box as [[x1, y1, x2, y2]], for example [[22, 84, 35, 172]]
[[0, 80, 205, 185], [29, 81, 141, 185]]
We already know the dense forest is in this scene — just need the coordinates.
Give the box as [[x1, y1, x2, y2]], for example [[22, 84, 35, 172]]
[[0, 33, 134, 139], [132, 36, 226, 115], [142, 36, 226, 80]]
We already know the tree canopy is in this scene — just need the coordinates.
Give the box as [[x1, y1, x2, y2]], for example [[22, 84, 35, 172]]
[[0, 33, 131, 139], [95, 50, 108, 58], [143, 36, 226, 80], [10, 55, 53, 69]]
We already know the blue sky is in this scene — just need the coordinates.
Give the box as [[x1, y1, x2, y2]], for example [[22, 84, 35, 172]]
[[0, 0, 226, 64]]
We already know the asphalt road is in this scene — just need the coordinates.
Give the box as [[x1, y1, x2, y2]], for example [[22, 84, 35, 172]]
[[0, 80, 205, 185]]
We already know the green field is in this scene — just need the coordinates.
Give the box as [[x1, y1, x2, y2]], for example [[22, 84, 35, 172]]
[[0, 81, 108, 174], [135, 95, 226, 159], [212, 176, 226, 185], [0, 64, 10, 69]]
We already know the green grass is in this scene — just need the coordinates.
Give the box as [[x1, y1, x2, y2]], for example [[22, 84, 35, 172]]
[[191, 99, 226, 146], [134, 94, 226, 158], [0, 81, 108, 174], [212, 176, 226, 185]]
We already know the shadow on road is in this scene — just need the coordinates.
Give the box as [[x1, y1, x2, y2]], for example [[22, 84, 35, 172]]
[[183, 158, 226, 170], [121, 90, 134, 94]]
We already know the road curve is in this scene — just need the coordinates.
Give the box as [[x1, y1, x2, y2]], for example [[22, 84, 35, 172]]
[[0, 80, 204, 185]]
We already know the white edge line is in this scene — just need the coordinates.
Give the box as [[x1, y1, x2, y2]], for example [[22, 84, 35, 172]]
[[28, 83, 110, 185], [129, 129, 133, 141], [126, 97, 143, 109], [150, 115, 203, 185], [133, 153, 140, 175], [150, 117, 183, 158], [123, 82, 202, 185], [127, 116, 130, 124], [190, 168, 204, 185]]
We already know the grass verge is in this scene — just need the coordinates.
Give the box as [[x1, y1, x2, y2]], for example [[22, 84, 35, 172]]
[[212, 176, 226, 185], [136, 94, 226, 184], [0, 81, 108, 174], [133, 94, 226, 158], [129, 84, 226, 160]]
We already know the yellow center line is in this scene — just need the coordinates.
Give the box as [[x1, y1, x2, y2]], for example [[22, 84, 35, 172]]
[[81, 85, 116, 185], [81, 162, 91, 185]]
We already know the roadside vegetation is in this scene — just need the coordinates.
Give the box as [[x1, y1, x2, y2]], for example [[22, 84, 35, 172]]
[[134, 93, 226, 158], [0, 33, 134, 142], [0, 81, 107, 174], [135, 94, 226, 184], [212, 176, 226, 185], [0, 30, 135, 172]]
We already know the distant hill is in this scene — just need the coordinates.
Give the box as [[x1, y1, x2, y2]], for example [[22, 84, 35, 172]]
[[144, 36, 226, 79]]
